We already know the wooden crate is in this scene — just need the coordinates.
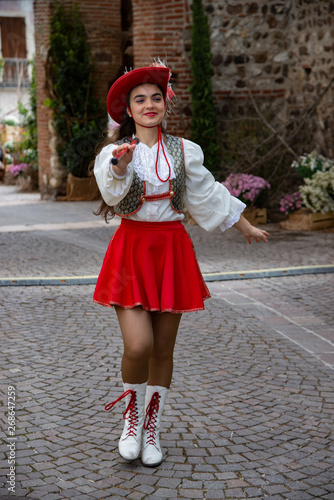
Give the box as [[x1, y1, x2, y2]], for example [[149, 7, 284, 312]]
[[280, 208, 334, 231], [308, 211, 334, 230], [243, 207, 267, 225]]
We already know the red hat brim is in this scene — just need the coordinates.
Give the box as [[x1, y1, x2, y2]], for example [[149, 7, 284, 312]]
[[106, 67, 170, 124]]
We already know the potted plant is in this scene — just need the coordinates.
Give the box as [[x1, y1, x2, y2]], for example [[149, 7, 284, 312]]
[[291, 149, 333, 179], [280, 152, 334, 230], [46, 0, 106, 199], [279, 191, 303, 216], [299, 168, 334, 213], [7, 163, 29, 185], [222, 173, 271, 224]]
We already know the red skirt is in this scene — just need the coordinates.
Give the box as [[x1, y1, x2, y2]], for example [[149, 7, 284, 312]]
[[93, 219, 210, 313]]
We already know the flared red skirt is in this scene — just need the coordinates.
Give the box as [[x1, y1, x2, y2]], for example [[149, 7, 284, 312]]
[[93, 218, 210, 313]]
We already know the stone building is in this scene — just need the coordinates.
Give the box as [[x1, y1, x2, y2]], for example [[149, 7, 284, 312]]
[[33, 0, 334, 198]]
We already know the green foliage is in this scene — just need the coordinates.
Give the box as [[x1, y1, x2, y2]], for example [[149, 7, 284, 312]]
[[47, 0, 107, 178], [291, 150, 334, 179], [3, 119, 17, 126], [18, 57, 38, 169], [190, 0, 219, 174]]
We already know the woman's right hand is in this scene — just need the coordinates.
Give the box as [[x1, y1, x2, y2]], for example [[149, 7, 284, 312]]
[[111, 143, 136, 176]]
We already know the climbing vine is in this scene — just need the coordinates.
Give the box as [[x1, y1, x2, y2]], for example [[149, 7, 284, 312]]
[[190, 0, 219, 174], [46, 0, 107, 178]]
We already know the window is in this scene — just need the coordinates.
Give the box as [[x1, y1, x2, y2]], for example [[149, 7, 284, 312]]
[[0, 17, 29, 87]]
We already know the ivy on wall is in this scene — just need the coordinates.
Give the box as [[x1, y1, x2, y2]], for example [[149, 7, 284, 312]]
[[190, 0, 219, 174], [46, 0, 107, 178]]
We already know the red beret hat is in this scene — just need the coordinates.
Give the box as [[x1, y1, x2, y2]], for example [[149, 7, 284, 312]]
[[106, 66, 170, 123]]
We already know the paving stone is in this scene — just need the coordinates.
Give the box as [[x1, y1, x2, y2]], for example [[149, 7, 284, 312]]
[[224, 487, 247, 498], [243, 487, 264, 498], [205, 491, 226, 499], [150, 487, 178, 498], [178, 489, 205, 498]]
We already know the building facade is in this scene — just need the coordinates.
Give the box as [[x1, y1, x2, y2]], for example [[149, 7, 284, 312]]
[[0, 0, 35, 122], [32, 0, 334, 197]]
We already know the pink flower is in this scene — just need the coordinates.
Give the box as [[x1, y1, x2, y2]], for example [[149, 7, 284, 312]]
[[222, 174, 271, 204], [8, 163, 28, 178], [279, 192, 303, 215]]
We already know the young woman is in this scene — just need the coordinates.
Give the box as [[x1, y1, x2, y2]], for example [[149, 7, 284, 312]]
[[93, 63, 269, 467]]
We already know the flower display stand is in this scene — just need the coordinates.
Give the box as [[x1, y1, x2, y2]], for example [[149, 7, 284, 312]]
[[243, 207, 267, 225], [280, 208, 334, 231]]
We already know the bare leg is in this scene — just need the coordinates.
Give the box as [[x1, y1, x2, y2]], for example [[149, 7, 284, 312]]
[[114, 308, 181, 465], [148, 312, 182, 388], [141, 313, 181, 466], [115, 306, 154, 384]]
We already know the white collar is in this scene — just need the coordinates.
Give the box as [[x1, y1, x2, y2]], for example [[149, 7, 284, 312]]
[[132, 140, 175, 186]]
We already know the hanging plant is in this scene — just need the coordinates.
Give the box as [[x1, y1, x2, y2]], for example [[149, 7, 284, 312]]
[[45, 0, 107, 178]]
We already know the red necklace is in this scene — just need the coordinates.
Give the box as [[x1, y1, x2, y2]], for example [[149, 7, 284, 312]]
[[127, 106, 171, 182], [155, 125, 171, 183]]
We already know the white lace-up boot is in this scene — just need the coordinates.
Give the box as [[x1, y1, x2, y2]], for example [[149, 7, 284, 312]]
[[141, 385, 169, 467], [105, 382, 147, 461]]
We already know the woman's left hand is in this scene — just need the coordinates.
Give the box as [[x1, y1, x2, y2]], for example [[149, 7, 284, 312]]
[[242, 226, 269, 244], [233, 215, 269, 244]]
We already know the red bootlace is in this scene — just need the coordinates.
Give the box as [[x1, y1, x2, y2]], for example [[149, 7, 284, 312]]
[[105, 390, 138, 437], [143, 392, 160, 445]]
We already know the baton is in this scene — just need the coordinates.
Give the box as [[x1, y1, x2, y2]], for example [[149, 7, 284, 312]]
[[111, 138, 139, 165]]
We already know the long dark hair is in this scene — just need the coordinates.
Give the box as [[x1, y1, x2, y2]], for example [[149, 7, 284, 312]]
[[91, 84, 166, 223], [90, 107, 136, 221]]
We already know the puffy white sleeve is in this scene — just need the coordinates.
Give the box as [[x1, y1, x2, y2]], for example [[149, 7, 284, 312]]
[[183, 139, 246, 232], [94, 143, 133, 206]]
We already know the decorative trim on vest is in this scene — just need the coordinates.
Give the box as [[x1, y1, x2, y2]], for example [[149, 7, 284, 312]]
[[113, 135, 186, 217]]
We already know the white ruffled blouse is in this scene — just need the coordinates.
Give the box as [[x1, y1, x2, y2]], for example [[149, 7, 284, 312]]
[[94, 138, 246, 232]]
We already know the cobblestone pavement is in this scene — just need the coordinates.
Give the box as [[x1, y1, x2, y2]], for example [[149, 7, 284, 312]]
[[0, 186, 333, 499]]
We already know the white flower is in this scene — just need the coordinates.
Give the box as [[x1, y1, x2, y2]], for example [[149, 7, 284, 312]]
[[299, 167, 334, 213]]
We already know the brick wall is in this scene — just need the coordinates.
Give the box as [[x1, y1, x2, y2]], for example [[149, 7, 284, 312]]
[[33, 0, 124, 197], [132, 0, 193, 137], [33, 0, 51, 197]]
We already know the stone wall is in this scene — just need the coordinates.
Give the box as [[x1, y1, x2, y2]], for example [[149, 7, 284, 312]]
[[288, 0, 334, 153], [205, 0, 334, 154]]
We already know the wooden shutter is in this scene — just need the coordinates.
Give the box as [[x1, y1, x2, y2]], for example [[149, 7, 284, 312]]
[[0, 17, 27, 58]]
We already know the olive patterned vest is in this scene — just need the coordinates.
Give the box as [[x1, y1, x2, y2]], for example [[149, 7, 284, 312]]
[[113, 134, 186, 217]]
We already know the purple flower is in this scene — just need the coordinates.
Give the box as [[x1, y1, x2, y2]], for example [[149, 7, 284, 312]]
[[8, 163, 28, 178], [279, 192, 303, 215], [222, 174, 271, 204]]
